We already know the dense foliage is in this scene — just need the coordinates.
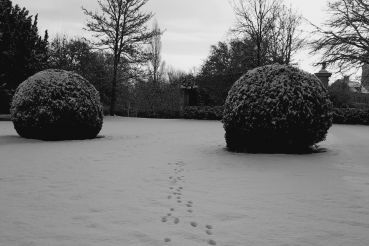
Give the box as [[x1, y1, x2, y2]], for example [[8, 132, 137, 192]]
[[11, 69, 103, 140], [223, 64, 333, 152], [183, 106, 224, 120], [133, 80, 182, 118], [182, 106, 369, 127], [0, 0, 48, 113], [196, 39, 257, 105], [332, 108, 369, 125], [48, 36, 113, 105], [328, 79, 352, 108]]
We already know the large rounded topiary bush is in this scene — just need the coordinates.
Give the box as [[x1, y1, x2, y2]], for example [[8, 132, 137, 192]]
[[11, 69, 103, 140], [223, 64, 332, 153]]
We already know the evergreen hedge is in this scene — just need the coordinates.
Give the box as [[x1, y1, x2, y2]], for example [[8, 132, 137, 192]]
[[11, 69, 103, 140], [223, 64, 333, 153]]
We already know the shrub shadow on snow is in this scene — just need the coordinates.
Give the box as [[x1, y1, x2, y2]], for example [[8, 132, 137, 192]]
[[223, 145, 328, 155], [0, 134, 106, 145], [0, 135, 36, 145]]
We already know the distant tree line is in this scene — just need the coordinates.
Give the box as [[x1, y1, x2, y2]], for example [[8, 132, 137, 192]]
[[2, 0, 368, 115], [47, 34, 184, 118]]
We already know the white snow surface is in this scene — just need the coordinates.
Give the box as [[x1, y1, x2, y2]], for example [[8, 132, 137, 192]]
[[1, 117, 369, 246]]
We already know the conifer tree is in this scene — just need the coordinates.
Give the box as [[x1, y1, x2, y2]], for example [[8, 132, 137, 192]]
[[0, 0, 48, 113]]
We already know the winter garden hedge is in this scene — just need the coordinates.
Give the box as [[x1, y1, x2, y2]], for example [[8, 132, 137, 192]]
[[182, 106, 369, 126], [332, 108, 369, 125], [183, 106, 224, 120], [222, 64, 333, 153], [11, 69, 103, 140]]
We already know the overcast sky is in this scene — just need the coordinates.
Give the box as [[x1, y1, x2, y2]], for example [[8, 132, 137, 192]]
[[13, 0, 330, 74]]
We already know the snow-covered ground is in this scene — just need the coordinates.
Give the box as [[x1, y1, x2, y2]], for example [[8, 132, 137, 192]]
[[1, 117, 369, 246]]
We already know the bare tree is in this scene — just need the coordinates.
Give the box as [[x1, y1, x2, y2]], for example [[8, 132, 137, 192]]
[[83, 0, 157, 115], [232, 0, 304, 65], [268, 5, 304, 64], [311, 0, 369, 72], [147, 21, 165, 84], [233, 0, 279, 66]]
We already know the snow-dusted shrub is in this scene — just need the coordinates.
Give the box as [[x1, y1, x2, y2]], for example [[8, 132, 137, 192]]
[[11, 69, 103, 140], [223, 64, 333, 152]]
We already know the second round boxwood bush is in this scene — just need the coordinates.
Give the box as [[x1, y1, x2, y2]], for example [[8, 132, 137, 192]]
[[223, 64, 333, 152], [11, 69, 103, 140]]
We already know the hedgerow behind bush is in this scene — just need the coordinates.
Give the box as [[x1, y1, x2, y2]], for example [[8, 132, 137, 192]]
[[11, 69, 103, 140], [223, 64, 333, 153], [332, 108, 369, 125], [183, 106, 223, 120]]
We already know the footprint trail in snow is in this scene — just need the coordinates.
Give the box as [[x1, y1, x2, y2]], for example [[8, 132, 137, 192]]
[[161, 161, 217, 245]]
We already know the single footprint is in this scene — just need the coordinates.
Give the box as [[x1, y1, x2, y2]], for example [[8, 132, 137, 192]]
[[169, 187, 174, 190], [161, 217, 167, 223], [168, 195, 172, 199], [177, 200, 182, 203], [164, 238, 171, 243], [206, 230, 213, 235], [208, 239, 216, 245], [190, 222, 198, 227], [186, 204, 192, 207], [187, 209, 193, 213], [170, 208, 175, 211], [174, 217, 180, 224], [206, 225, 213, 230], [167, 213, 172, 216]]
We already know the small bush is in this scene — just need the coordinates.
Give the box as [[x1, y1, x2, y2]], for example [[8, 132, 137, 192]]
[[332, 108, 369, 125], [328, 80, 351, 108], [11, 69, 103, 140], [183, 106, 224, 120], [223, 64, 333, 153]]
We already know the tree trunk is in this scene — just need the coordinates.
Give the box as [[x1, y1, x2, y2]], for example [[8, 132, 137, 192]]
[[109, 57, 118, 116], [127, 101, 130, 117]]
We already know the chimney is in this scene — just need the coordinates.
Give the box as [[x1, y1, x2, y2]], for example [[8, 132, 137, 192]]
[[343, 76, 350, 83]]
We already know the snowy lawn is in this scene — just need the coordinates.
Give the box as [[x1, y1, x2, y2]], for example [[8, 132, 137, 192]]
[[1, 117, 369, 246]]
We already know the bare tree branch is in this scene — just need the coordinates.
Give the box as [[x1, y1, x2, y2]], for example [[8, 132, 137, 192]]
[[232, 0, 304, 65], [310, 0, 369, 72]]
